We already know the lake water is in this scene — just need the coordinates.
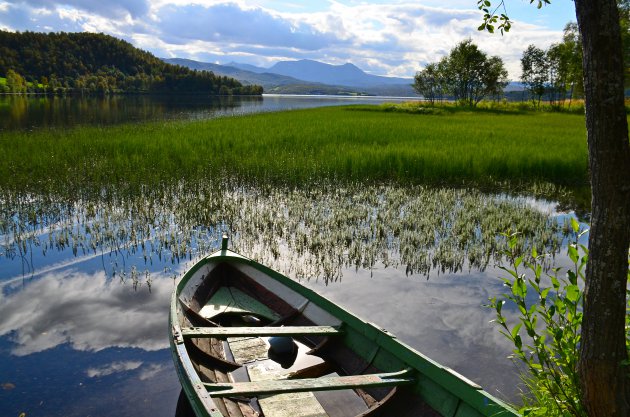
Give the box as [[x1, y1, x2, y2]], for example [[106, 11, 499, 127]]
[[0, 94, 415, 130], [0, 182, 582, 417], [0, 95, 580, 417]]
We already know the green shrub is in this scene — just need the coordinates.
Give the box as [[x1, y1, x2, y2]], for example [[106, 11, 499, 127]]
[[490, 222, 630, 416]]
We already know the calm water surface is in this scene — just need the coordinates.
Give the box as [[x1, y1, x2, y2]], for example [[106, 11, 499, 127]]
[[0, 95, 579, 417], [0, 94, 414, 130]]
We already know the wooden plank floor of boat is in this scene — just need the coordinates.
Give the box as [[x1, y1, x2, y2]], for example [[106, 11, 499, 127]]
[[229, 336, 328, 417], [226, 336, 371, 417]]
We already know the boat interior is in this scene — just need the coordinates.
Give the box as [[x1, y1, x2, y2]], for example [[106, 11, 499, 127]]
[[174, 260, 443, 417]]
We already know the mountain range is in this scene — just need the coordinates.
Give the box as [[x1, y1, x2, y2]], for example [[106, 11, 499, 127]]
[[163, 58, 418, 96]]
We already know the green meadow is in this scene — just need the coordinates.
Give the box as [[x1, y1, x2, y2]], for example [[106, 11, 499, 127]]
[[0, 104, 589, 195]]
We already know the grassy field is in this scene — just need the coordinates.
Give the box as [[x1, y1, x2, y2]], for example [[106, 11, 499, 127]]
[[0, 105, 589, 194]]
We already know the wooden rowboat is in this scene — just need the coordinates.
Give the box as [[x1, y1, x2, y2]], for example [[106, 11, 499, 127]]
[[170, 236, 518, 417]]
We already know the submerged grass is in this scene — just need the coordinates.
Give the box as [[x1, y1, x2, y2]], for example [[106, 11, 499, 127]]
[[0, 105, 589, 195], [0, 182, 566, 283]]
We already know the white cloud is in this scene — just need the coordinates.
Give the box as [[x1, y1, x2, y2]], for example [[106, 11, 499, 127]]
[[8, 0, 150, 18], [0, 0, 569, 79], [155, 3, 341, 50]]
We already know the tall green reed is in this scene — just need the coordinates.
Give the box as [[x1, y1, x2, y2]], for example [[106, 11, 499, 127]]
[[0, 106, 589, 196]]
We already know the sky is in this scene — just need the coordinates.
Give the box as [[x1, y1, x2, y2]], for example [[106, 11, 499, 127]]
[[0, 0, 577, 79]]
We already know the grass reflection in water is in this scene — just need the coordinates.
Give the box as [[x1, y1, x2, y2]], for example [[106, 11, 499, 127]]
[[0, 182, 565, 284]]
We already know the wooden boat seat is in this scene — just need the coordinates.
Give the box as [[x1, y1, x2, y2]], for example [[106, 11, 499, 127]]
[[181, 325, 343, 339], [203, 368, 415, 397]]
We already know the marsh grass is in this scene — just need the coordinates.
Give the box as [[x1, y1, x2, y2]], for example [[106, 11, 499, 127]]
[[377, 99, 630, 115], [0, 182, 567, 283], [0, 106, 589, 196], [0, 105, 584, 282]]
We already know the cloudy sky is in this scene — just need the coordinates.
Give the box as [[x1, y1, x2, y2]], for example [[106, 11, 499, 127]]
[[0, 0, 576, 79]]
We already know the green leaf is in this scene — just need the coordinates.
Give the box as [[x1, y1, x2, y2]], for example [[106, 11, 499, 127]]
[[568, 244, 579, 264], [541, 287, 551, 301], [508, 233, 518, 250], [511, 322, 523, 340], [528, 303, 538, 317], [478, 23, 486, 31], [514, 256, 522, 269], [514, 334, 522, 350], [570, 217, 580, 233], [526, 323, 536, 338], [566, 284, 580, 303], [528, 281, 540, 297], [512, 278, 527, 298], [499, 265, 519, 279], [551, 275, 560, 290]]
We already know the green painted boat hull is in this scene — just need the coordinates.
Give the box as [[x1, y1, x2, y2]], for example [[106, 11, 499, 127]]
[[169, 245, 519, 417]]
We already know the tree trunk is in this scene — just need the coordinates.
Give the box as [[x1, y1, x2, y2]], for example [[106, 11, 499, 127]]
[[574, 1, 630, 416]]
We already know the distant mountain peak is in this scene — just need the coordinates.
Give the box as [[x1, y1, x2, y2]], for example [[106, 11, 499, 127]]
[[165, 57, 418, 96], [265, 59, 409, 88]]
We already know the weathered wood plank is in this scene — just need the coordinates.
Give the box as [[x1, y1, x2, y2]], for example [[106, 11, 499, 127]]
[[204, 369, 415, 397], [285, 362, 334, 380], [199, 286, 280, 321], [182, 325, 342, 339], [247, 361, 328, 417], [228, 337, 269, 363], [179, 297, 221, 327], [185, 339, 242, 372]]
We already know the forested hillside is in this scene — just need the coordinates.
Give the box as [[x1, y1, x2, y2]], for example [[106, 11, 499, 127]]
[[0, 31, 262, 95]]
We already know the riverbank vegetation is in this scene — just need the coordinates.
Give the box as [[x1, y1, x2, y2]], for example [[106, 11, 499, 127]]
[[490, 227, 588, 416], [0, 31, 262, 96], [491, 225, 630, 416], [0, 105, 589, 197]]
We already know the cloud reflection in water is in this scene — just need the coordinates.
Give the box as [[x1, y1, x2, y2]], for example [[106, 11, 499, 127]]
[[86, 360, 143, 378], [0, 270, 174, 356]]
